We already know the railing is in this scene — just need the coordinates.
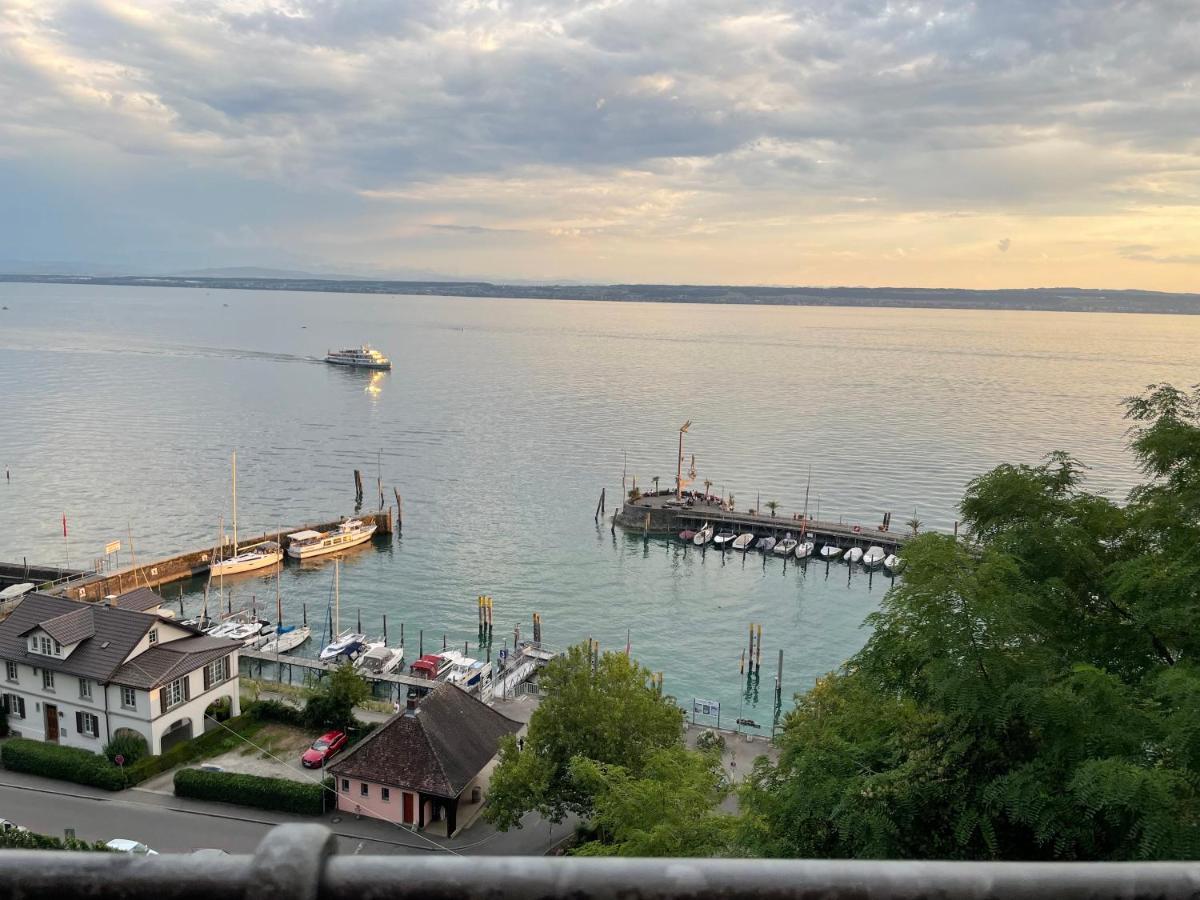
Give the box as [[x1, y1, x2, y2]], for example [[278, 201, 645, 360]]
[[1, 825, 1198, 899]]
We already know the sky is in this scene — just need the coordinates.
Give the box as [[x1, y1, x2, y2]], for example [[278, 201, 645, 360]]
[[1, 0, 1197, 289]]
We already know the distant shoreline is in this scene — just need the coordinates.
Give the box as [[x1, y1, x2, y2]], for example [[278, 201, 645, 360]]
[[3, 273, 1199, 315]]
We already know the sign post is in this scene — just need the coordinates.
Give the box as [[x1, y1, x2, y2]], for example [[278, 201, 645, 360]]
[[104, 540, 121, 571], [692, 697, 721, 730]]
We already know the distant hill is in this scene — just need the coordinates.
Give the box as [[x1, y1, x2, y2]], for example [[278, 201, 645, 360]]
[[2, 272, 1199, 315], [167, 266, 371, 280]]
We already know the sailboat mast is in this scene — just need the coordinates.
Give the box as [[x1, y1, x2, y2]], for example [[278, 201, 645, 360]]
[[276, 530, 282, 627], [334, 557, 340, 635], [231, 451, 238, 550], [802, 464, 812, 525]]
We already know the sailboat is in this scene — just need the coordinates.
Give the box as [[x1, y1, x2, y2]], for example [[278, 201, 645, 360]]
[[258, 552, 311, 654], [318, 559, 366, 662], [210, 452, 283, 577]]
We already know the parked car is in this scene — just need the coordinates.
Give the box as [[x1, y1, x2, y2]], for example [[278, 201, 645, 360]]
[[0, 818, 28, 834], [106, 839, 159, 855], [301, 730, 347, 768]]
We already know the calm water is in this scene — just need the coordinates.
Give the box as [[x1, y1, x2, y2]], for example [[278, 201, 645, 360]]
[[1, 283, 1194, 728]]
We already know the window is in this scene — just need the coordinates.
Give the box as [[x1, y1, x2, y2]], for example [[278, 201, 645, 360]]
[[78, 678, 92, 700], [160, 676, 190, 711], [75, 711, 99, 738], [203, 656, 231, 690], [341, 779, 349, 792], [53, 640, 62, 656], [2, 694, 24, 719], [5, 662, 16, 683], [38, 636, 52, 656], [148, 629, 158, 646], [42, 669, 54, 691], [381, 787, 390, 802], [360, 782, 369, 797], [121, 686, 137, 709]]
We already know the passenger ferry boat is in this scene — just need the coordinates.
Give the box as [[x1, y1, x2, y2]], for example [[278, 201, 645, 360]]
[[324, 345, 392, 370], [286, 519, 377, 559]]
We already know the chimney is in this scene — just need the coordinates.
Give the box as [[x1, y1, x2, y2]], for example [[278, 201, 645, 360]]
[[104, 595, 119, 608]]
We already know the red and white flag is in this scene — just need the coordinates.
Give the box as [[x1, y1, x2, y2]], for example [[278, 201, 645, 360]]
[[62, 512, 67, 537]]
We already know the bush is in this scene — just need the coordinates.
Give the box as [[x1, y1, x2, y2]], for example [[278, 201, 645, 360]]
[[103, 731, 149, 767], [0, 828, 111, 852], [1, 739, 127, 791], [123, 713, 262, 784], [695, 729, 726, 754], [174, 767, 327, 816], [245, 699, 306, 727]]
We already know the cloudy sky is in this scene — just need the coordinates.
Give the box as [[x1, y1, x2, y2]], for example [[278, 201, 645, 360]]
[[1, 1, 1197, 288]]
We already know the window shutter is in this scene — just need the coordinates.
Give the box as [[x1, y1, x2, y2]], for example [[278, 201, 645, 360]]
[[224, 656, 231, 680], [75, 711, 82, 733], [183, 677, 191, 702], [203, 666, 211, 691], [18, 697, 25, 718], [159, 687, 167, 709]]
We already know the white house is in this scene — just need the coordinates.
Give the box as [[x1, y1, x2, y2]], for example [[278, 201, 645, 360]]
[[0, 590, 241, 755]]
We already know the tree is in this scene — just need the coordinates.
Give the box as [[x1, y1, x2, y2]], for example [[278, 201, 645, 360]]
[[485, 643, 684, 830], [570, 747, 736, 857], [766, 500, 779, 517], [740, 388, 1200, 861], [305, 663, 369, 732]]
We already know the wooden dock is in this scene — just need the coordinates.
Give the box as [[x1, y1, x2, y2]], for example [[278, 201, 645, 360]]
[[48, 509, 395, 602], [615, 493, 911, 551]]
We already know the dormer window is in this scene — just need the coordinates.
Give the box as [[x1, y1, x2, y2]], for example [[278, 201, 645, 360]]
[[30, 635, 60, 656]]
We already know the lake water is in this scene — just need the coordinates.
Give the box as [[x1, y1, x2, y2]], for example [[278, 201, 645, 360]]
[[1, 283, 1195, 729]]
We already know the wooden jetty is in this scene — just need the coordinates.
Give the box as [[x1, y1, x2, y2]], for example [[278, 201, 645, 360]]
[[615, 491, 911, 552], [47, 509, 394, 602]]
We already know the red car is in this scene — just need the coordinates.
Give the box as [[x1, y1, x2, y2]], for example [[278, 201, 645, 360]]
[[301, 730, 347, 768]]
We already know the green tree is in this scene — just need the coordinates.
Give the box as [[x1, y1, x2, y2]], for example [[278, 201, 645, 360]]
[[570, 746, 736, 857], [740, 387, 1200, 860], [766, 500, 779, 517], [304, 663, 369, 732], [485, 643, 684, 830]]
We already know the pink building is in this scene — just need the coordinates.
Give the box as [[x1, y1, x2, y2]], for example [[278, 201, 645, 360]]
[[328, 683, 520, 836]]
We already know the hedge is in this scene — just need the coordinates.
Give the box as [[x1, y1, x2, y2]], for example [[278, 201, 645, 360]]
[[122, 712, 261, 784], [0, 828, 111, 852], [244, 699, 306, 727], [1, 739, 127, 791], [174, 767, 328, 816]]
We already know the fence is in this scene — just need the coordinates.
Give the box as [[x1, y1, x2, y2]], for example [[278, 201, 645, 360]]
[[1, 825, 1197, 900]]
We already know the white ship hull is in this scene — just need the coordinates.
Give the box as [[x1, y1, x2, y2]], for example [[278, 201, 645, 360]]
[[210, 548, 282, 577], [325, 356, 391, 370], [287, 523, 377, 559]]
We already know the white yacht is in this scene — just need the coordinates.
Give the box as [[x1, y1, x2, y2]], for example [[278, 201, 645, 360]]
[[795, 540, 815, 560], [773, 533, 798, 556], [863, 546, 886, 568], [258, 624, 311, 654], [210, 452, 283, 577], [325, 345, 392, 370], [732, 533, 756, 551], [287, 519, 377, 560], [354, 643, 405, 676]]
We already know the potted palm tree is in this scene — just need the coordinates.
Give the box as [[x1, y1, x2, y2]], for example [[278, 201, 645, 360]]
[[766, 500, 779, 517]]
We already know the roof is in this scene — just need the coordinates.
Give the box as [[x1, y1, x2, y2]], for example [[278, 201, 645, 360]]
[[0, 592, 237, 685], [110, 635, 237, 689], [329, 684, 521, 798], [26, 606, 95, 645], [288, 530, 322, 540], [110, 588, 164, 613]]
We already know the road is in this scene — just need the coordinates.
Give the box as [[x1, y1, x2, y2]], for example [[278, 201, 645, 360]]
[[0, 770, 574, 856]]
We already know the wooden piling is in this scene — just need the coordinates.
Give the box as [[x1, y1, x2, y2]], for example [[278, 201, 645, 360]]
[[400, 623, 405, 647], [393, 489, 403, 535], [302, 602, 307, 625], [353, 470, 364, 503], [756, 623, 763, 672], [383, 614, 388, 645], [419, 629, 423, 656], [595, 488, 606, 522]]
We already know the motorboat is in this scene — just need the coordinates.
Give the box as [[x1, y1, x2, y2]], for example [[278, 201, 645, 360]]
[[287, 519, 377, 560], [844, 547, 864, 564], [354, 643, 405, 676], [319, 631, 367, 662], [795, 541, 815, 560], [862, 546, 886, 568], [442, 652, 477, 685], [678, 529, 696, 541], [732, 533, 756, 551], [0, 583, 34, 602], [884, 554, 906, 575], [712, 531, 737, 550], [692, 524, 714, 546], [207, 618, 268, 646], [211, 541, 282, 577], [324, 345, 392, 370], [757, 536, 777, 553], [774, 534, 798, 556], [819, 544, 842, 560], [259, 624, 312, 654], [409, 653, 454, 681]]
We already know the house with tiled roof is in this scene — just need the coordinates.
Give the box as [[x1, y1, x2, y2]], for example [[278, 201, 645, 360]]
[[0, 592, 242, 755], [328, 683, 521, 836]]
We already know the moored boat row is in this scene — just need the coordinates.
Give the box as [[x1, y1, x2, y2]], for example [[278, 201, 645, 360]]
[[677, 526, 905, 574]]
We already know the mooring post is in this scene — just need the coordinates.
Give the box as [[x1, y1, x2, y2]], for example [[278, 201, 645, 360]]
[[394, 489, 403, 535], [353, 469, 364, 503], [357, 609, 362, 632], [420, 629, 423, 656], [401, 622, 405, 647], [383, 614, 388, 645], [442, 633, 447, 650], [302, 602, 307, 625], [611, 511, 616, 535]]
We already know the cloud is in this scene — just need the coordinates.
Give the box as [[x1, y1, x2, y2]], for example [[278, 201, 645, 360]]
[[0, 0, 1197, 286], [1119, 245, 1200, 265], [997, 238, 1011, 253]]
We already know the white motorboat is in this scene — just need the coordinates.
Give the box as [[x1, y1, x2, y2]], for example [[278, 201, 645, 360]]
[[692, 524, 714, 546], [844, 547, 864, 564], [884, 554, 906, 575], [259, 624, 312, 654], [354, 642, 405, 676], [862, 546, 886, 568], [795, 541, 815, 560], [732, 533, 756, 551], [325, 345, 392, 370], [774, 534, 798, 556], [287, 519, 377, 560], [757, 536, 777, 553], [819, 544, 842, 560], [207, 618, 268, 646], [0, 583, 34, 601], [712, 531, 737, 549]]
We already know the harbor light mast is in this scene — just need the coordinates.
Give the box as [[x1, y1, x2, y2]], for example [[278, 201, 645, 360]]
[[675, 420, 692, 501]]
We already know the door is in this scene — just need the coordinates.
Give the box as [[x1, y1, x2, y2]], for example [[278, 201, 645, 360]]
[[402, 792, 414, 825], [45, 704, 59, 742]]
